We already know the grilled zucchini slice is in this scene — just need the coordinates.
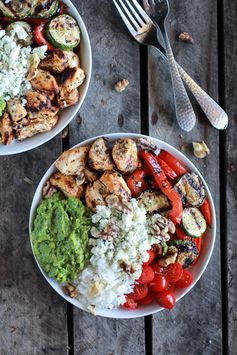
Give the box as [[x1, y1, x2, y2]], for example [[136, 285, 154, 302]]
[[169, 240, 199, 268], [0, 1, 14, 18], [175, 172, 206, 207], [6, 21, 33, 46], [32, 0, 58, 18], [182, 207, 207, 238], [9, 0, 32, 18], [138, 190, 170, 214], [46, 14, 80, 50]]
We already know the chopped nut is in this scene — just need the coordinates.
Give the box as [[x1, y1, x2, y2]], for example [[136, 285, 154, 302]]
[[193, 141, 210, 158], [179, 32, 194, 43], [89, 281, 104, 297], [114, 79, 129, 92], [61, 127, 69, 139], [64, 284, 78, 298], [87, 305, 97, 315], [42, 181, 57, 199], [158, 246, 178, 267]]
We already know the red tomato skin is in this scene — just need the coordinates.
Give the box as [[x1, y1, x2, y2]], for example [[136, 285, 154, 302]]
[[150, 261, 164, 275], [155, 156, 178, 181], [193, 237, 202, 254], [149, 275, 169, 293], [127, 284, 148, 301], [165, 263, 184, 283], [127, 170, 150, 197], [155, 290, 176, 309], [34, 23, 55, 50], [143, 249, 156, 267], [138, 292, 154, 305], [137, 266, 155, 284], [200, 199, 212, 226], [122, 297, 138, 309], [175, 227, 191, 240], [175, 270, 193, 289]]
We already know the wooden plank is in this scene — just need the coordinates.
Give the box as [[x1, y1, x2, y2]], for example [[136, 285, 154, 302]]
[[0, 139, 68, 354], [70, 1, 145, 354], [148, 0, 222, 354], [223, 0, 237, 353]]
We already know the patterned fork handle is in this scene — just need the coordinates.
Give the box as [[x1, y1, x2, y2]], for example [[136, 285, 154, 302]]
[[176, 63, 228, 130]]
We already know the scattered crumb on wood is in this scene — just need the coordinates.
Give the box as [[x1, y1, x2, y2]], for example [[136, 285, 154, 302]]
[[77, 115, 82, 125], [23, 177, 33, 185], [61, 127, 69, 139], [179, 32, 194, 43], [192, 141, 210, 158], [114, 79, 129, 92]]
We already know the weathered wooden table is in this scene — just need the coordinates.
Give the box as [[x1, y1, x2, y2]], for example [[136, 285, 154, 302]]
[[1, 0, 236, 354]]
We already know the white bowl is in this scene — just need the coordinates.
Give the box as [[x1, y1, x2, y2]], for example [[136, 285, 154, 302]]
[[0, 0, 92, 156], [29, 133, 216, 319]]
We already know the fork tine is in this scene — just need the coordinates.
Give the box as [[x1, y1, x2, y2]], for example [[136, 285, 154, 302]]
[[113, 0, 136, 36], [116, 0, 141, 30], [130, 0, 152, 23], [124, 0, 146, 27]]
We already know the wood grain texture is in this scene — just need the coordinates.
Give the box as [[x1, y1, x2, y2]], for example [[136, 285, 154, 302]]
[[70, 1, 145, 355], [223, 0, 237, 353], [148, 0, 222, 354], [0, 139, 68, 355]]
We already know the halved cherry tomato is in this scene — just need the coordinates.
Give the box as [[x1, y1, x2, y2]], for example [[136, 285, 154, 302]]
[[155, 290, 176, 309], [156, 156, 177, 181], [150, 261, 164, 275], [127, 170, 150, 197], [127, 284, 148, 301], [193, 237, 202, 254], [34, 23, 55, 50], [122, 297, 138, 309], [200, 199, 212, 226], [165, 262, 183, 283], [158, 151, 188, 177], [149, 275, 168, 293], [138, 292, 154, 305], [175, 227, 191, 240], [137, 266, 155, 284], [143, 249, 156, 267], [175, 270, 193, 289]]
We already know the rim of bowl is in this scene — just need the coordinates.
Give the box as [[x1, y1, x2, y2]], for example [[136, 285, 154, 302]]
[[29, 133, 217, 319], [0, 0, 92, 156]]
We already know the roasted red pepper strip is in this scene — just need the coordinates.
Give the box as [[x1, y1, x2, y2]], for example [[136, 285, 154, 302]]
[[34, 23, 55, 50], [200, 199, 212, 225], [158, 151, 188, 177], [193, 237, 202, 254], [175, 227, 191, 240], [156, 156, 177, 181], [140, 151, 183, 224]]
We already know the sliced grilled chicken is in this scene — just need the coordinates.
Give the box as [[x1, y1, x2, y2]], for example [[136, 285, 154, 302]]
[[57, 87, 79, 109], [39, 50, 69, 74], [16, 115, 58, 140], [7, 98, 27, 123], [84, 167, 99, 183], [59, 67, 85, 91], [30, 69, 59, 93], [64, 51, 80, 68], [28, 106, 59, 121], [112, 138, 138, 173], [85, 180, 108, 211], [50, 172, 84, 199], [26, 90, 52, 114], [0, 112, 14, 145], [55, 146, 89, 176], [100, 171, 131, 201], [88, 138, 114, 172]]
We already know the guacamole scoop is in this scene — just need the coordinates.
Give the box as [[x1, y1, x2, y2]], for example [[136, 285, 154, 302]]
[[31, 193, 92, 283]]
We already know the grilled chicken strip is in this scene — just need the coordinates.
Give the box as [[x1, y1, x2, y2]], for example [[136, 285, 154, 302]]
[[100, 171, 131, 201], [59, 67, 85, 92], [85, 180, 108, 211], [55, 146, 89, 176], [28, 106, 59, 121], [84, 167, 99, 183], [16, 115, 58, 140], [30, 69, 59, 94], [64, 51, 80, 68], [26, 90, 52, 114], [39, 50, 69, 74], [7, 98, 27, 123], [112, 138, 138, 173], [0, 112, 14, 145], [50, 172, 84, 199], [57, 87, 80, 109], [88, 138, 114, 172]]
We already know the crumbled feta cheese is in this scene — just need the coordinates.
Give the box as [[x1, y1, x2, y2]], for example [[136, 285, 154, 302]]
[[33, 45, 48, 60]]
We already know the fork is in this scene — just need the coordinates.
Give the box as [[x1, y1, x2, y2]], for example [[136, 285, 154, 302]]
[[113, 0, 228, 130]]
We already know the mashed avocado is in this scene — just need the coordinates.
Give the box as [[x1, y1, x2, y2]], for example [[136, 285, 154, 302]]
[[0, 97, 6, 116], [31, 193, 92, 283]]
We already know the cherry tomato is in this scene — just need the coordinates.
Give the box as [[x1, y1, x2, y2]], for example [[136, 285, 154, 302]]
[[150, 261, 164, 275], [149, 275, 168, 293], [175, 227, 191, 240], [158, 151, 188, 177], [122, 297, 138, 309], [138, 292, 154, 305], [175, 270, 193, 289], [156, 156, 178, 181], [143, 249, 156, 267], [34, 23, 55, 50], [127, 284, 148, 301], [165, 263, 183, 283], [127, 170, 150, 197], [155, 290, 176, 309], [137, 266, 155, 284], [200, 199, 212, 226]]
